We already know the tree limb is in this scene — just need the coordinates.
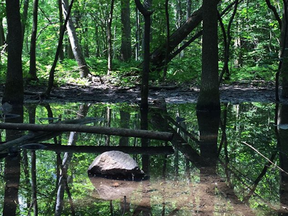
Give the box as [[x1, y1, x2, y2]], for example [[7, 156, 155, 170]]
[[265, 0, 282, 29]]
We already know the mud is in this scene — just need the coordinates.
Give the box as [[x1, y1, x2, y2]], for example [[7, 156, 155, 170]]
[[1, 80, 283, 104]]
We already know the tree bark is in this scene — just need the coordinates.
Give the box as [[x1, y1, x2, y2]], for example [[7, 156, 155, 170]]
[[58, 0, 64, 61], [28, 0, 39, 80], [45, 0, 74, 97], [119, 111, 130, 146], [21, 0, 30, 42], [107, 0, 115, 74], [0, 18, 5, 46], [277, 104, 288, 207], [62, 0, 90, 78], [196, 0, 220, 111], [3, 0, 24, 105], [120, 0, 132, 61], [3, 104, 23, 216], [163, 0, 170, 80], [280, 0, 288, 98], [135, 0, 153, 110], [135, 7, 141, 61]]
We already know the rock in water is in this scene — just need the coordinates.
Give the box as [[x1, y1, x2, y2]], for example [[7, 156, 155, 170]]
[[88, 151, 146, 181]]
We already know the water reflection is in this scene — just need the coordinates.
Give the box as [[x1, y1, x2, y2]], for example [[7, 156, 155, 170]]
[[0, 102, 287, 215], [3, 104, 23, 216], [278, 104, 288, 215]]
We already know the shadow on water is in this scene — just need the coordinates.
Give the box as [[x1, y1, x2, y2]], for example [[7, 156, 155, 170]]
[[0, 101, 288, 215]]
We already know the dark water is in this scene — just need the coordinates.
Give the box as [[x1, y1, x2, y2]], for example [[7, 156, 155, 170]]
[[0, 102, 287, 215]]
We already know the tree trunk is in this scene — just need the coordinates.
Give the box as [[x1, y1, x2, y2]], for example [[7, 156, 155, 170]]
[[62, 0, 89, 78], [21, 0, 30, 42], [3, 0, 24, 105], [58, 0, 64, 61], [31, 150, 38, 215], [197, 110, 220, 164], [278, 104, 288, 207], [196, 0, 220, 111], [45, 0, 75, 97], [0, 18, 5, 46], [135, 7, 141, 61], [107, 0, 115, 74], [186, 0, 192, 20], [120, 0, 132, 61], [3, 104, 23, 216], [28, 0, 39, 80], [119, 111, 130, 146], [280, 0, 288, 98], [163, 0, 170, 80], [135, 0, 153, 110]]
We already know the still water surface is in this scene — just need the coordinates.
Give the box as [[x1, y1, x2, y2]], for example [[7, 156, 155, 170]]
[[0, 102, 286, 215]]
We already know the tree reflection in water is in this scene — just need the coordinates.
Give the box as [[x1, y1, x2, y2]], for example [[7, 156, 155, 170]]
[[3, 104, 23, 216]]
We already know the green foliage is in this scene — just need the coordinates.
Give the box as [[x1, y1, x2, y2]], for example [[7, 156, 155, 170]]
[[0, 0, 283, 87]]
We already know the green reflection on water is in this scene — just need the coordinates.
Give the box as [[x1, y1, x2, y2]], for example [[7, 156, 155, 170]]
[[0, 102, 285, 215]]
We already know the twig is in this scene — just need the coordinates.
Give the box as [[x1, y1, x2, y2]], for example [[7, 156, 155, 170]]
[[241, 141, 288, 175]]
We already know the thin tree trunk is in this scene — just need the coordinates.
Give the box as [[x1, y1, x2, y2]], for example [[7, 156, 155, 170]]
[[119, 111, 130, 146], [107, 0, 115, 74], [163, 0, 170, 80], [31, 150, 38, 216], [45, 0, 74, 97], [0, 18, 5, 46], [62, 0, 90, 78], [120, 0, 132, 61], [135, 0, 153, 110], [28, 0, 39, 80], [186, 0, 192, 20], [58, 0, 64, 61], [135, 7, 141, 61], [105, 107, 111, 146], [21, 0, 30, 42]]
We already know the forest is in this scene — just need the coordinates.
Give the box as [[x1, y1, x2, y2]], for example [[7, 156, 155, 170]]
[[1, 0, 288, 215], [0, 0, 287, 106]]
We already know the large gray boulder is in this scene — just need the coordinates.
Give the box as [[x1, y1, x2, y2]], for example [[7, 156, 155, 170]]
[[88, 151, 147, 181]]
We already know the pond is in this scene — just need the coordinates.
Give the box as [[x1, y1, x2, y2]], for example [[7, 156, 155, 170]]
[[0, 102, 287, 215]]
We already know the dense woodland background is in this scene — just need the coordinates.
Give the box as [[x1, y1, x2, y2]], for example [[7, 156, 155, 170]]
[[0, 0, 288, 106], [2, 1, 288, 215]]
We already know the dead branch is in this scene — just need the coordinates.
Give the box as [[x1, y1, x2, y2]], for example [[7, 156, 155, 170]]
[[241, 141, 288, 175]]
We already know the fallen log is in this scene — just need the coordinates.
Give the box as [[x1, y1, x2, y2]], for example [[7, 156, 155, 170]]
[[21, 143, 175, 155], [0, 123, 173, 141], [0, 118, 98, 152]]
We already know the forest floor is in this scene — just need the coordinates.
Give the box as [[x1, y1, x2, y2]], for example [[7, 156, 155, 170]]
[[0, 79, 281, 104]]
